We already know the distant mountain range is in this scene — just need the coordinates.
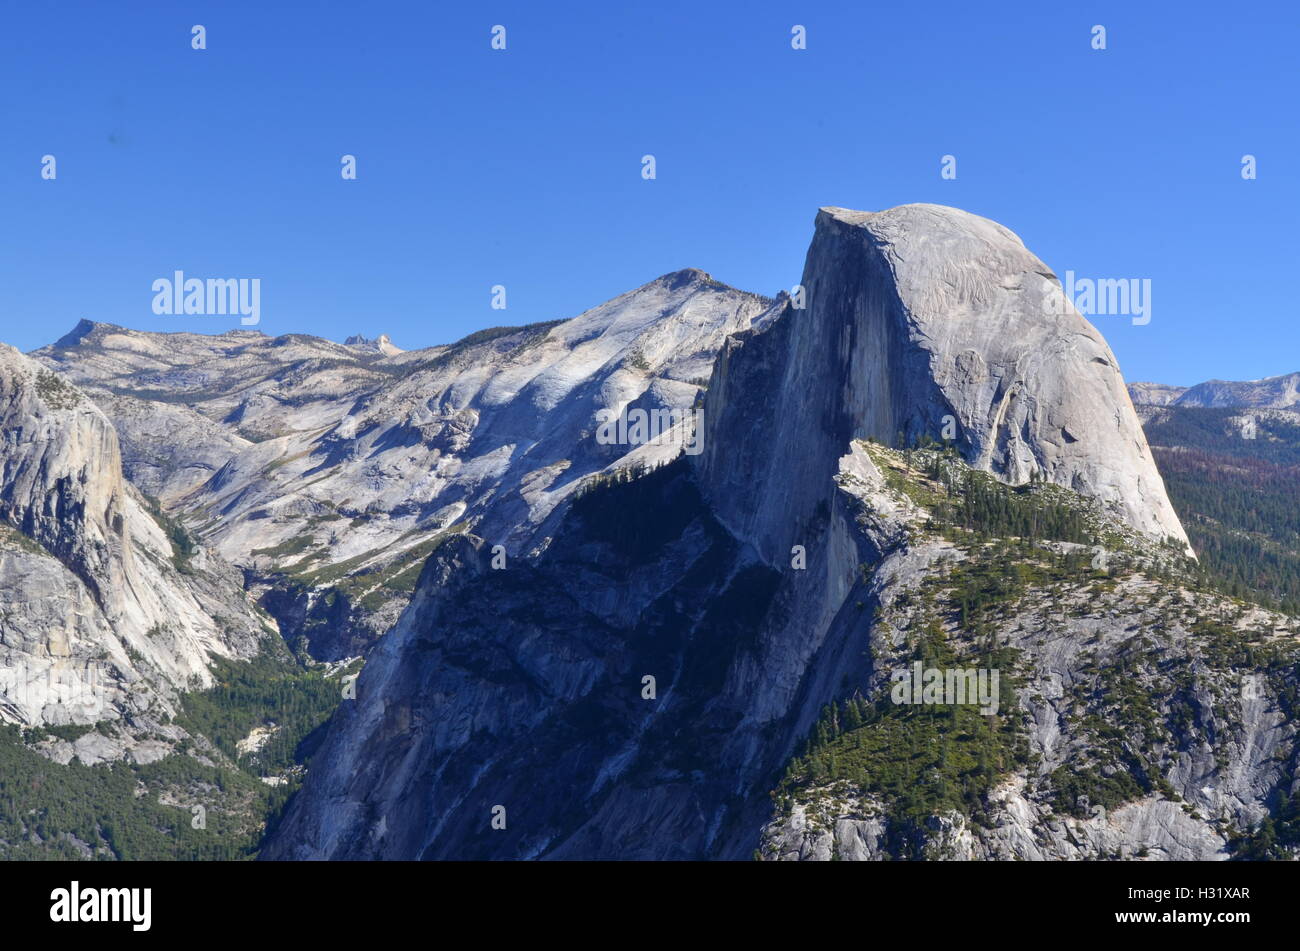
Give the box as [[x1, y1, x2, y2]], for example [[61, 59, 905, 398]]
[[1130, 372, 1300, 409]]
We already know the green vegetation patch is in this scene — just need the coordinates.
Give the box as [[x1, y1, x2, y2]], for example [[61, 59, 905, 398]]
[[0, 722, 267, 860], [250, 534, 316, 562], [0, 520, 52, 557], [0, 647, 361, 860], [34, 371, 82, 410], [775, 614, 1028, 848], [140, 494, 198, 572], [174, 650, 358, 775]]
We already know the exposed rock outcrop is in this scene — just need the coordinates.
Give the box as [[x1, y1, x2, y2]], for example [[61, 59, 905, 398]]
[[759, 445, 1298, 861], [700, 205, 1188, 561], [344, 333, 402, 357], [0, 345, 266, 739]]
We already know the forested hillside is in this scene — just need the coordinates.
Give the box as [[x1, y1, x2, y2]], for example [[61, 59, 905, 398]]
[[0, 650, 358, 859], [1139, 406, 1300, 613]]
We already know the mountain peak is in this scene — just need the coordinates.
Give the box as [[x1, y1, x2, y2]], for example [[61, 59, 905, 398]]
[[817, 202, 1028, 252], [656, 267, 714, 289], [344, 333, 402, 356], [51, 318, 116, 349], [700, 202, 1189, 554]]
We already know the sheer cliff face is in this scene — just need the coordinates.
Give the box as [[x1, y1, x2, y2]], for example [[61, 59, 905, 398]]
[[0, 345, 264, 733], [700, 204, 1188, 563], [0, 345, 132, 611], [262, 205, 1234, 862]]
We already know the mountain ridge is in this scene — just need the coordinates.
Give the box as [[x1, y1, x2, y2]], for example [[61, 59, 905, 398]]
[[1130, 371, 1300, 410], [29, 269, 778, 659], [260, 203, 1252, 862]]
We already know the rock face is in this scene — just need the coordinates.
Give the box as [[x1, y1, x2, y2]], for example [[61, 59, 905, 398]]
[[756, 444, 1298, 861], [35, 273, 774, 658], [700, 205, 1187, 561], [261, 204, 1257, 863], [0, 345, 266, 737], [1130, 372, 1300, 409]]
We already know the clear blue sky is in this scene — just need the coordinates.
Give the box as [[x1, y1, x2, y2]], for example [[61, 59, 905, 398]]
[[1, 1, 1295, 385]]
